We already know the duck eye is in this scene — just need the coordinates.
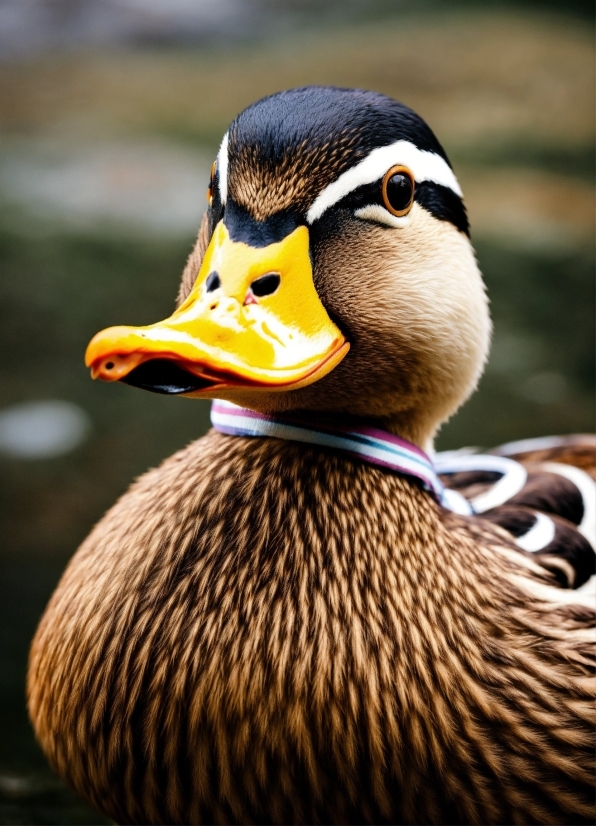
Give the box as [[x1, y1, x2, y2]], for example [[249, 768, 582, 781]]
[[205, 271, 221, 292], [250, 273, 280, 297], [382, 165, 415, 217]]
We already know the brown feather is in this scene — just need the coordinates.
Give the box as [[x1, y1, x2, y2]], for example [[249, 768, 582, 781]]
[[494, 435, 596, 480], [28, 432, 595, 825]]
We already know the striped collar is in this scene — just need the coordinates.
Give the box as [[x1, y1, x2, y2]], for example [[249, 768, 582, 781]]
[[211, 400, 449, 506]]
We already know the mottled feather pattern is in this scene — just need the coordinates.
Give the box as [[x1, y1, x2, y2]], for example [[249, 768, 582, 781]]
[[28, 432, 595, 825], [229, 133, 363, 221]]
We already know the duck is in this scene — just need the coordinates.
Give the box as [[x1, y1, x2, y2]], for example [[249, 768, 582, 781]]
[[27, 86, 595, 825]]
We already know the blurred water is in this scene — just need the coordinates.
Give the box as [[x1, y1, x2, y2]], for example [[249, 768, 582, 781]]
[[0, 141, 211, 236], [0, 401, 91, 459], [0, 0, 251, 60]]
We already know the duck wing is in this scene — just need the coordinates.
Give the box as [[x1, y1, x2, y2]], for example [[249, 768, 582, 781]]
[[436, 435, 596, 591]]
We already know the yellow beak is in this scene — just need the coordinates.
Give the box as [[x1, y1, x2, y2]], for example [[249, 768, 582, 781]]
[[85, 222, 349, 397]]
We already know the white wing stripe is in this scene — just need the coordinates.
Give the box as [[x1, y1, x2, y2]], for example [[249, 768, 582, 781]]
[[539, 462, 596, 550], [433, 453, 528, 513], [218, 132, 229, 205], [306, 140, 462, 224], [516, 512, 556, 552]]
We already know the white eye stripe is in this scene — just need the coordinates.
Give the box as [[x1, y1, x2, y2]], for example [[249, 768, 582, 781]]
[[217, 132, 229, 205], [306, 140, 462, 224]]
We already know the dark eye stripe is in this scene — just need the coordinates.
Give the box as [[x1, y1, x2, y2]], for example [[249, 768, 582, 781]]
[[414, 182, 469, 236], [311, 179, 469, 236], [336, 181, 380, 211]]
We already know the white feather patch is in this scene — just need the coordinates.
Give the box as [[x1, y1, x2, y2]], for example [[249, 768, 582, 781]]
[[433, 453, 528, 514], [217, 132, 229, 205], [306, 140, 462, 224], [510, 573, 596, 610], [539, 462, 596, 550], [442, 487, 474, 515], [354, 205, 411, 228], [576, 573, 596, 599], [516, 511, 556, 552]]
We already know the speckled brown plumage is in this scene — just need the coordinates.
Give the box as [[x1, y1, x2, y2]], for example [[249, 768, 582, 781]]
[[28, 432, 595, 825], [229, 132, 362, 221]]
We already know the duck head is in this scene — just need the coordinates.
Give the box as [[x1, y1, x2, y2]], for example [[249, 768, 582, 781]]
[[86, 87, 490, 449]]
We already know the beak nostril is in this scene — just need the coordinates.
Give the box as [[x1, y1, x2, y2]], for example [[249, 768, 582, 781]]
[[205, 271, 221, 293], [105, 362, 114, 370], [250, 273, 280, 297], [210, 303, 218, 311]]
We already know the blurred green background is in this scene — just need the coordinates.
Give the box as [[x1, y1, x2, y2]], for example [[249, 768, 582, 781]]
[[0, 1, 593, 822]]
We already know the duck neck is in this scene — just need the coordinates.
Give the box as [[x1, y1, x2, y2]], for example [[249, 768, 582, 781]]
[[379, 409, 439, 454], [210, 400, 446, 505]]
